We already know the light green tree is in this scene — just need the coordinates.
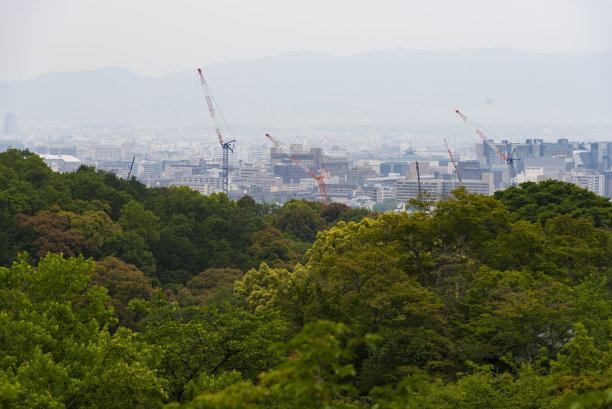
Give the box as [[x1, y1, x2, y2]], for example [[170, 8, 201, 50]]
[[234, 262, 294, 313], [0, 253, 166, 408]]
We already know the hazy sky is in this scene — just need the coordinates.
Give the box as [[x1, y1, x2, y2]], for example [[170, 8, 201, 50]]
[[1, 0, 611, 81]]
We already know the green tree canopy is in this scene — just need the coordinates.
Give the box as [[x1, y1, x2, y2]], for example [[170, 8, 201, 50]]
[[130, 294, 286, 402], [494, 180, 612, 228], [91, 256, 155, 328], [273, 207, 327, 242], [0, 253, 166, 408]]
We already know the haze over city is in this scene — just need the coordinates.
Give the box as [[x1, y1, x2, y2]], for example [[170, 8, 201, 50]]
[[2, 0, 611, 129]]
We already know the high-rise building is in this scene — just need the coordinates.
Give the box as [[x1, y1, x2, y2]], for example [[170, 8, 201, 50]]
[[3, 113, 17, 136], [380, 162, 411, 177], [94, 146, 122, 161], [271, 146, 324, 183], [565, 171, 605, 196]]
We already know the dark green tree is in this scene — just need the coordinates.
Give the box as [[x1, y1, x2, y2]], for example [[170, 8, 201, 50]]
[[273, 207, 327, 242], [130, 294, 286, 402], [494, 180, 612, 228]]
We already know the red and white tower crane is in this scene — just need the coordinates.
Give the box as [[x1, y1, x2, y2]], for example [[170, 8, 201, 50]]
[[444, 137, 462, 182], [198, 68, 235, 195], [455, 109, 518, 185], [265, 133, 330, 205]]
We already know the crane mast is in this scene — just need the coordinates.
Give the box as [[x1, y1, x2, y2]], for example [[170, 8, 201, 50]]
[[198, 68, 235, 195], [415, 161, 422, 196], [126, 156, 135, 180], [455, 109, 518, 185], [444, 137, 462, 182], [265, 133, 330, 205]]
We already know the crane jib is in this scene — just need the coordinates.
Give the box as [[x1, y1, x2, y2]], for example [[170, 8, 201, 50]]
[[198, 67, 235, 195], [265, 133, 330, 205]]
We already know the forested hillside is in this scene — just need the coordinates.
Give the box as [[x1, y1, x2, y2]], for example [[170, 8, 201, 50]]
[[1, 149, 611, 408]]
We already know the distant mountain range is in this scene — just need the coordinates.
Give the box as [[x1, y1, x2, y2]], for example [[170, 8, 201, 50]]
[[1, 48, 611, 130]]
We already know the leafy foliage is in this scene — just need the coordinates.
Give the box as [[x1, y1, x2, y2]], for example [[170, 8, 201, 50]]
[[494, 180, 612, 228], [0, 253, 166, 408], [130, 293, 286, 402], [91, 256, 155, 328], [1, 149, 612, 407]]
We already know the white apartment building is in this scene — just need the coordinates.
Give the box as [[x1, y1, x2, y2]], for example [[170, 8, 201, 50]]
[[565, 172, 605, 196]]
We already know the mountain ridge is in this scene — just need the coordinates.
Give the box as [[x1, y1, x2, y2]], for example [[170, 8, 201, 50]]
[[1, 48, 611, 129]]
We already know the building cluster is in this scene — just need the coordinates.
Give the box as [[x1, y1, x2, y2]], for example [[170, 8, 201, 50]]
[[2, 112, 612, 206], [480, 138, 612, 197], [394, 138, 612, 202]]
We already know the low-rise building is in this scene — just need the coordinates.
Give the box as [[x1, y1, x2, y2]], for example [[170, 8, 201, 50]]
[[40, 154, 82, 173]]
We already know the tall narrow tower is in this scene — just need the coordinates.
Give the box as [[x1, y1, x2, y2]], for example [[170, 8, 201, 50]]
[[3, 113, 17, 136]]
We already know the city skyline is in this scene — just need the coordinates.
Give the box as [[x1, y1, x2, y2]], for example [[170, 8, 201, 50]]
[[10, 124, 612, 206]]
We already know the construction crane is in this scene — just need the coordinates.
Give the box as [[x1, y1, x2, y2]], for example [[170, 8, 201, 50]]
[[415, 161, 422, 196], [126, 156, 135, 180], [198, 68, 235, 195], [444, 137, 462, 182], [455, 109, 518, 185], [265, 133, 330, 205]]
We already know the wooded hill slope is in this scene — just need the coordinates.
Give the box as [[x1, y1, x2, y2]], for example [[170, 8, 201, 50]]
[[1, 149, 611, 408]]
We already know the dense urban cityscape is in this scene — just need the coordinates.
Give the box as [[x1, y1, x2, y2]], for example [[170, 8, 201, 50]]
[[3, 111, 612, 211]]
